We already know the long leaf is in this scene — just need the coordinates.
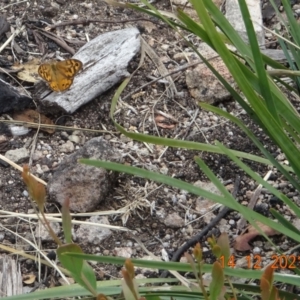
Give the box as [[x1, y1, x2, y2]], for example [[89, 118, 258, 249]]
[[200, 102, 300, 200], [238, 0, 278, 121], [191, 0, 300, 177], [65, 252, 300, 287], [79, 159, 300, 244]]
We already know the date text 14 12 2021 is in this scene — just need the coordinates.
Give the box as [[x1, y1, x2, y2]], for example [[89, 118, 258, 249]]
[[219, 254, 300, 269]]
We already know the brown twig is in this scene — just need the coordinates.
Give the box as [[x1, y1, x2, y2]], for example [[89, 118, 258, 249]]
[[32, 30, 45, 55], [63, 38, 86, 46], [0, 66, 22, 74], [237, 170, 272, 231], [38, 29, 75, 55], [47, 18, 158, 29]]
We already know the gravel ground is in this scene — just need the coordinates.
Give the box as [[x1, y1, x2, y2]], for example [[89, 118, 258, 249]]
[[0, 0, 300, 295]]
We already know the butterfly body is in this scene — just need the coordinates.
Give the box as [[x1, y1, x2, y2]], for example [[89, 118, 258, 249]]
[[38, 59, 83, 92]]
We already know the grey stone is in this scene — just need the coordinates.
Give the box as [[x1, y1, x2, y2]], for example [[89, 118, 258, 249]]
[[59, 140, 75, 153], [292, 218, 300, 231], [186, 43, 236, 104], [225, 0, 265, 48], [75, 216, 112, 244], [5, 148, 29, 163], [164, 213, 184, 228], [47, 137, 122, 212], [113, 247, 133, 258], [194, 181, 221, 214], [35, 221, 60, 241]]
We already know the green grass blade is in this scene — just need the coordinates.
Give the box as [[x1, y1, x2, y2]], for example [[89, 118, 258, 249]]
[[281, 0, 300, 45], [270, 208, 300, 235], [200, 102, 300, 196], [238, 0, 278, 121], [79, 159, 300, 244], [214, 141, 300, 219], [3, 278, 178, 300], [189, 0, 300, 177], [190, 0, 254, 67], [65, 253, 300, 286]]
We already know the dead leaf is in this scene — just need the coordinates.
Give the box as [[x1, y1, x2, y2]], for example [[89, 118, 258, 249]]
[[138, 21, 157, 33], [13, 109, 55, 134], [131, 91, 146, 99], [155, 115, 176, 129], [16, 58, 40, 83], [23, 273, 36, 284], [156, 122, 176, 129], [234, 222, 280, 251]]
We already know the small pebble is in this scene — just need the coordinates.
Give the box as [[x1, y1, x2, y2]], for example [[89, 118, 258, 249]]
[[253, 247, 261, 254], [164, 234, 171, 240], [228, 219, 235, 225]]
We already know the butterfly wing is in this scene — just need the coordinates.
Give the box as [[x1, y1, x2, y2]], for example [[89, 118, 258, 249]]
[[56, 59, 83, 79], [55, 59, 83, 91], [38, 64, 52, 82], [38, 63, 62, 92], [38, 59, 83, 92]]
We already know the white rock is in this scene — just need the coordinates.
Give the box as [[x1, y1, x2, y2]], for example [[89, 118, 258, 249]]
[[253, 247, 261, 254], [75, 216, 112, 244], [113, 247, 133, 258], [203, 211, 216, 224], [163, 213, 184, 228], [126, 241, 133, 247], [194, 181, 221, 212], [5, 148, 29, 163], [161, 44, 169, 50], [161, 248, 169, 262], [68, 135, 81, 144], [160, 166, 168, 175], [35, 221, 60, 241], [41, 165, 50, 172], [35, 164, 43, 175], [9, 125, 30, 136], [225, 0, 264, 47], [229, 219, 235, 225], [292, 218, 300, 231], [178, 194, 187, 203], [59, 141, 74, 153], [164, 234, 171, 240]]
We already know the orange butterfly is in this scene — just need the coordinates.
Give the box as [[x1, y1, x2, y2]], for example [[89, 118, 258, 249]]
[[38, 59, 82, 92]]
